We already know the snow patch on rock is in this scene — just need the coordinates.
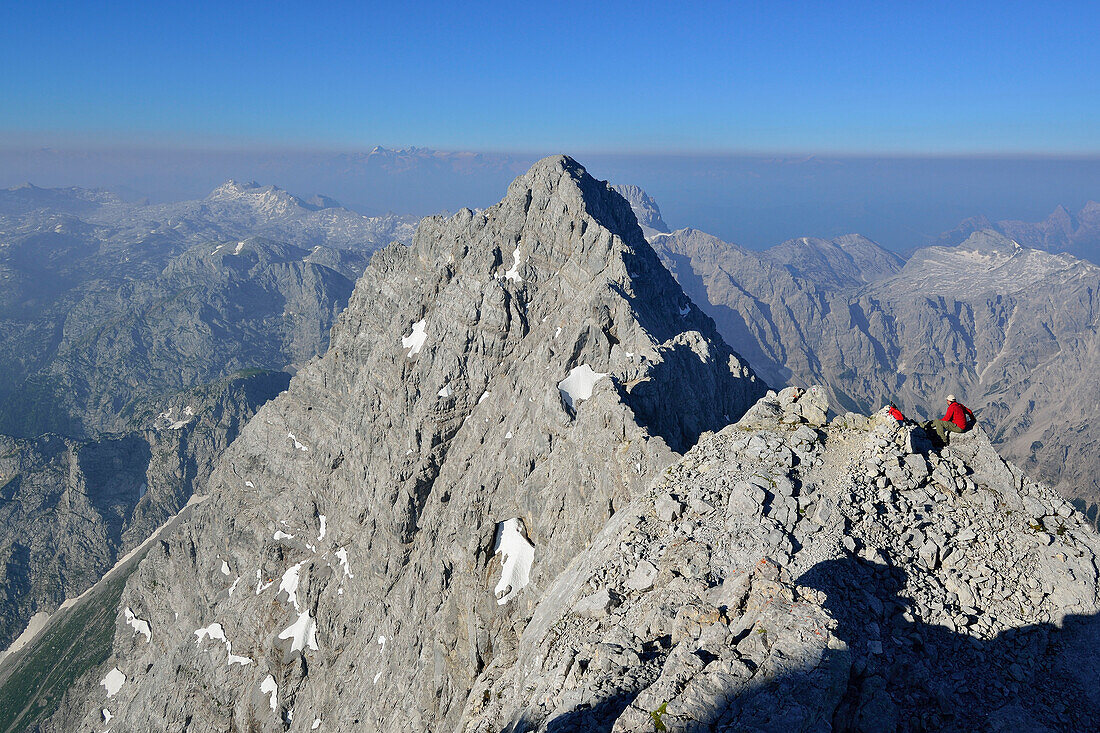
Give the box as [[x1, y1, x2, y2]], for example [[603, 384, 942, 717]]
[[278, 611, 319, 653], [100, 667, 125, 698], [228, 576, 242, 597], [493, 518, 535, 605], [401, 319, 427, 357], [194, 623, 227, 645], [279, 562, 305, 611], [335, 547, 354, 578], [260, 674, 277, 711], [124, 607, 151, 643], [557, 365, 607, 411], [503, 246, 523, 282]]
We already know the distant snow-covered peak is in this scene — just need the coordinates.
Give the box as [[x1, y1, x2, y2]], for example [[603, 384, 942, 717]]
[[208, 179, 264, 198]]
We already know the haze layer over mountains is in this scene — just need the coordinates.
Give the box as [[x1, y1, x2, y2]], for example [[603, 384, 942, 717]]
[[6, 146, 1100, 256]]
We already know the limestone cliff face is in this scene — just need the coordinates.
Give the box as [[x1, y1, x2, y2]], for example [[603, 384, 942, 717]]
[[56, 156, 764, 731]]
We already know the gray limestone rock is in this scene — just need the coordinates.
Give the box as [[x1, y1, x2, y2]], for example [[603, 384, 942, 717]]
[[48, 155, 764, 732], [457, 388, 1100, 733]]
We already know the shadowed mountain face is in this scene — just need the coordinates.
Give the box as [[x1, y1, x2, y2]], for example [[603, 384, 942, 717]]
[[543, 560, 1100, 733], [45, 155, 765, 731], [649, 224, 1100, 513], [0, 371, 289, 650]]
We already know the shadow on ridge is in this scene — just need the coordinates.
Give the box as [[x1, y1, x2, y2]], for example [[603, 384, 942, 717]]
[[542, 556, 1099, 732]]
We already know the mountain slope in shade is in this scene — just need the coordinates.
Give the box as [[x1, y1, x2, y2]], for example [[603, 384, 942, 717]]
[[0, 370, 289, 651], [48, 156, 763, 731]]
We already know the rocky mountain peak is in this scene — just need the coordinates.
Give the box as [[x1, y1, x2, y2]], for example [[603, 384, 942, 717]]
[[208, 179, 263, 197], [305, 193, 343, 210], [52, 155, 765, 731], [954, 229, 1023, 256], [765, 233, 905, 289], [1048, 203, 1077, 230], [891, 230, 1096, 297]]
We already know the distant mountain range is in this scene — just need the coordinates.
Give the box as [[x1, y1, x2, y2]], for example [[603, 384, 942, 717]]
[[0, 180, 417, 651], [936, 201, 1100, 265], [626, 193, 1100, 524]]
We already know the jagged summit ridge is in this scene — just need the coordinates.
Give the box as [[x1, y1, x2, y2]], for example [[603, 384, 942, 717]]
[[56, 155, 764, 731]]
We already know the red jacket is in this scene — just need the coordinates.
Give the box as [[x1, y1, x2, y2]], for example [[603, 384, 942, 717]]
[[943, 401, 972, 430], [888, 406, 904, 421]]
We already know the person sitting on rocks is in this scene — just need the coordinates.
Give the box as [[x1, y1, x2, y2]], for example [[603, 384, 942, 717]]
[[925, 394, 974, 445], [886, 401, 905, 422]]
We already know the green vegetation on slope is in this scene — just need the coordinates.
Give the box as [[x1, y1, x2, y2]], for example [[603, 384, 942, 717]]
[[0, 564, 134, 733]]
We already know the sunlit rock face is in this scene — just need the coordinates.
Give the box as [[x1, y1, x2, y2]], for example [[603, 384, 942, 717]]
[[55, 155, 763, 731]]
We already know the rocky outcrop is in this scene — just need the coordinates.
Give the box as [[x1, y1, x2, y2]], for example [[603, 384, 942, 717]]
[[50, 155, 763, 731], [460, 388, 1100, 732]]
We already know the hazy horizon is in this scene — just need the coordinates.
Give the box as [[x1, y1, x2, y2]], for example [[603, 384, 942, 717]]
[[3, 145, 1099, 253], [5, 2, 1100, 250]]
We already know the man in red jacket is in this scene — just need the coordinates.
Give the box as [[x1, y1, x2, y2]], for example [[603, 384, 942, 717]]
[[926, 394, 974, 445]]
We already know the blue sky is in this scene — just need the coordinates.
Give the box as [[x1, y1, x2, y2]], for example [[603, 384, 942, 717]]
[[3, 0, 1099, 154]]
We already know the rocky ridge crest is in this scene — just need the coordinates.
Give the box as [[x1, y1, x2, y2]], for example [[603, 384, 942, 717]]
[[461, 387, 1100, 732], [650, 224, 1100, 515]]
